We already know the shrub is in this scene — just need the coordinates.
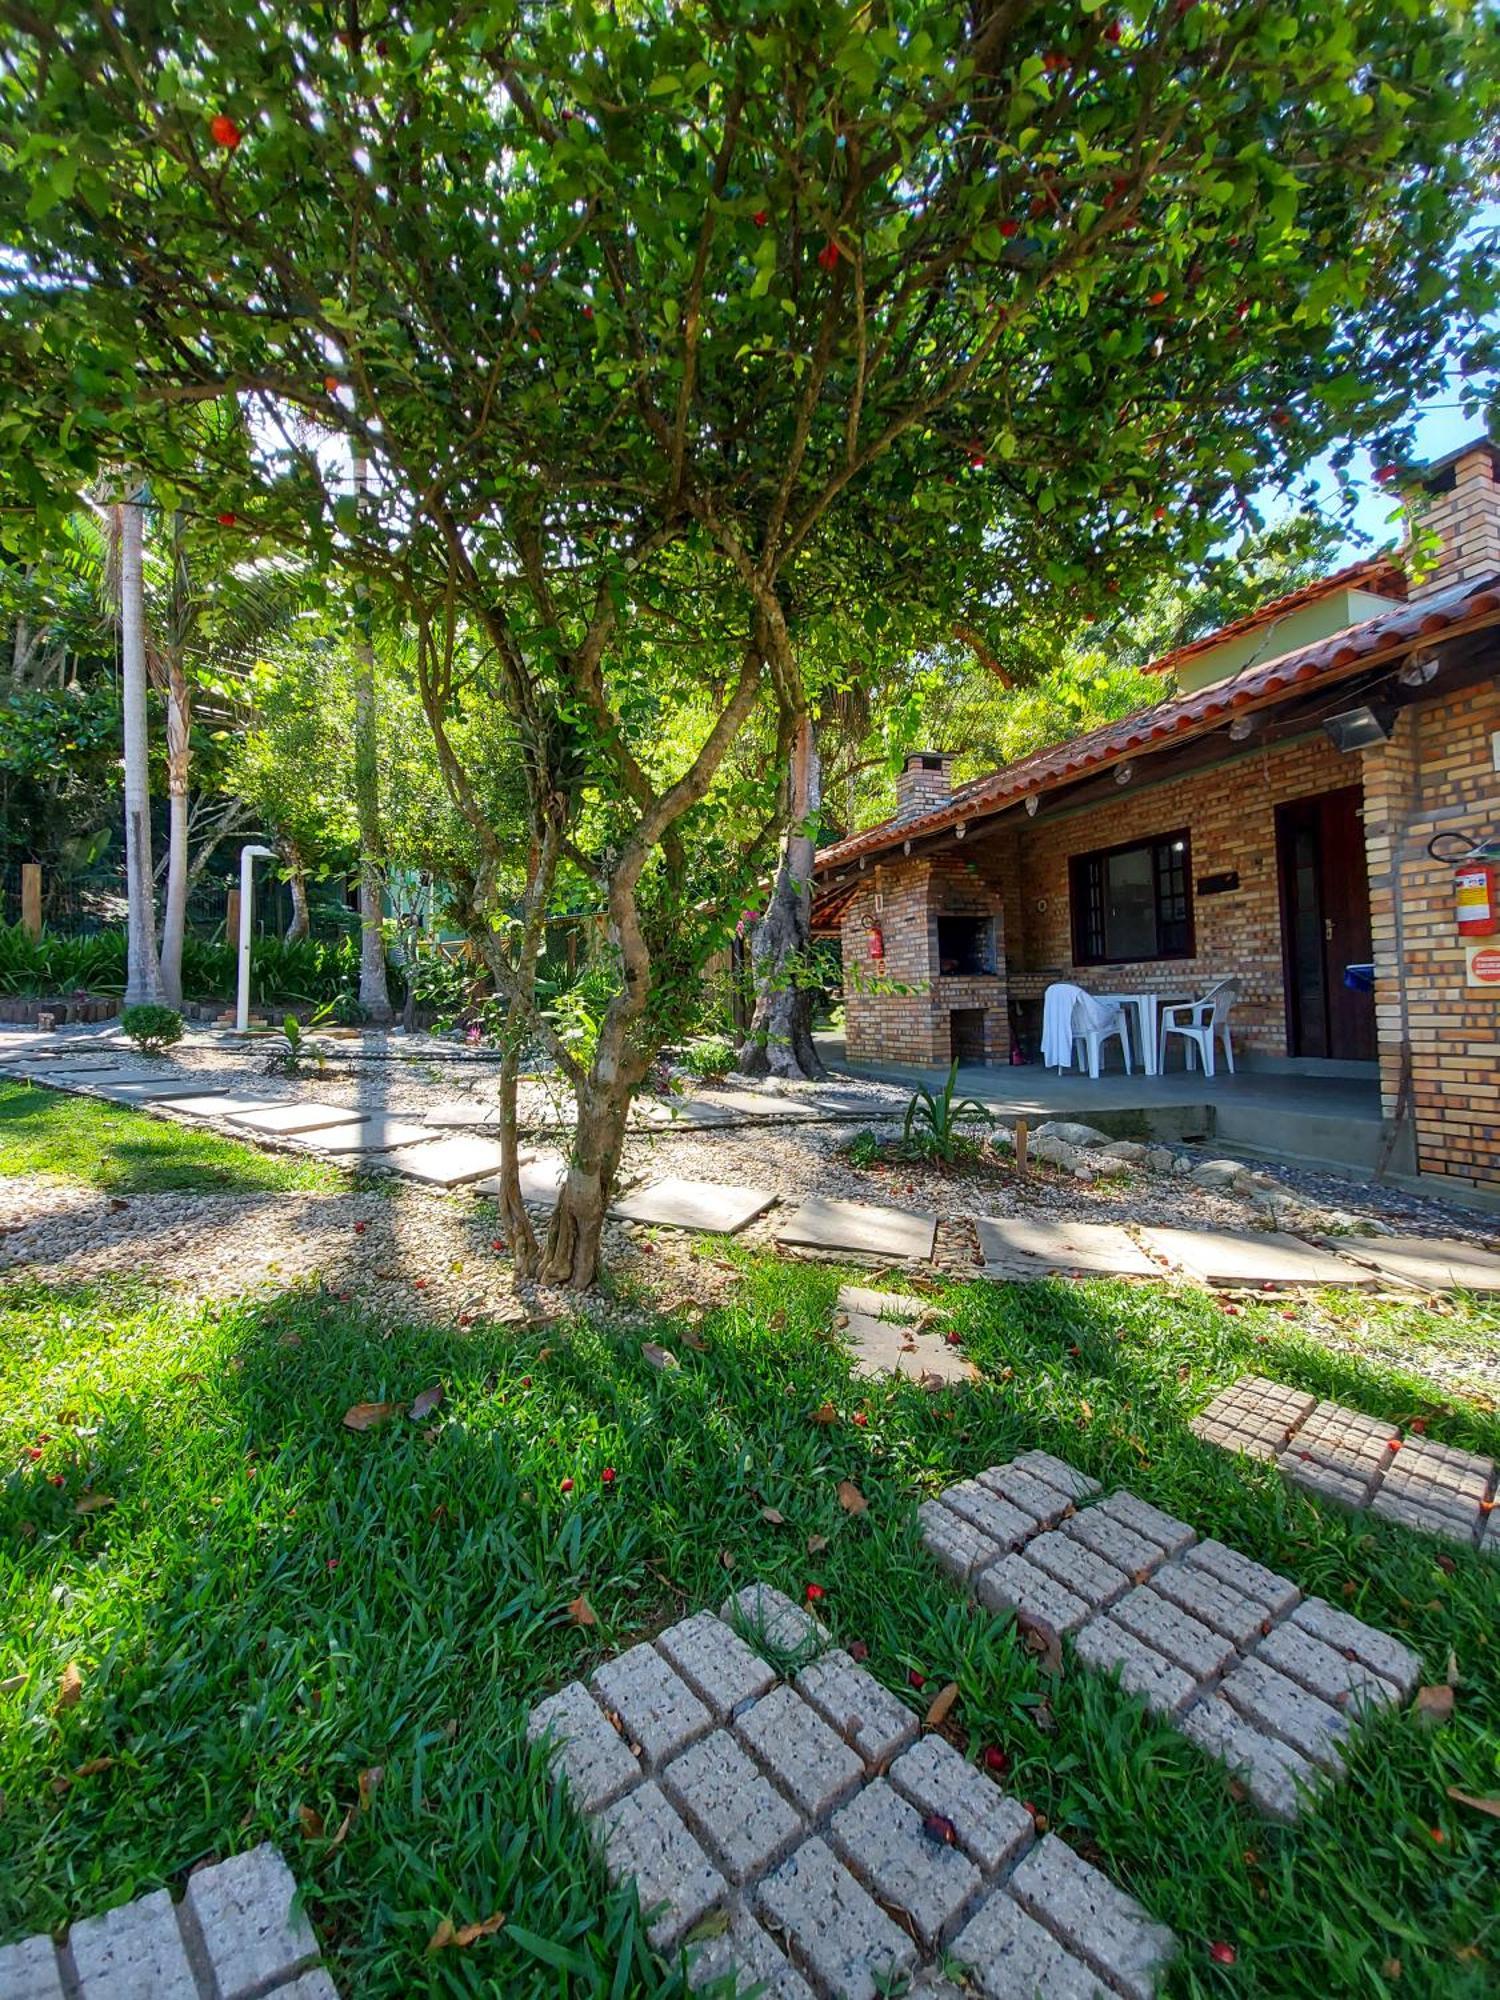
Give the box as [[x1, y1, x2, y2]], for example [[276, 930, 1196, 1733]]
[[844, 1128, 886, 1168], [682, 1036, 737, 1079], [120, 1003, 184, 1054], [330, 990, 369, 1026], [902, 1060, 992, 1164]]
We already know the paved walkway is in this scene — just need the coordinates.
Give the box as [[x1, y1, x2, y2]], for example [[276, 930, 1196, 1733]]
[[919, 1453, 1421, 1823], [0, 1844, 334, 1999], [1193, 1376, 1500, 1554], [528, 1583, 1177, 1999]]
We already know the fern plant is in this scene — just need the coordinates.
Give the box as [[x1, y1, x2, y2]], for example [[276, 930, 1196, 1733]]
[[901, 1059, 992, 1163]]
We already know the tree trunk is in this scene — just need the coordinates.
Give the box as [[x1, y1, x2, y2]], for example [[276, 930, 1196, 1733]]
[[351, 445, 393, 1024], [739, 710, 825, 1079], [541, 1068, 642, 1290], [283, 847, 310, 942], [120, 490, 163, 1008], [158, 656, 191, 1006]]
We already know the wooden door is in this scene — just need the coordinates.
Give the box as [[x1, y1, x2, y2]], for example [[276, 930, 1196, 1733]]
[[1276, 785, 1376, 1060]]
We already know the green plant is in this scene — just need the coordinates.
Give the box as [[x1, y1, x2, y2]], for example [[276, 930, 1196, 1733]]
[[263, 1012, 327, 1077], [330, 990, 370, 1027], [843, 1129, 886, 1168], [681, 1036, 737, 1080], [118, 1002, 183, 1054], [901, 1059, 992, 1164]]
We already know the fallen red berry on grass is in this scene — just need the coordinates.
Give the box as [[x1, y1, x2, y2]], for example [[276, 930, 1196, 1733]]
[[560, 1477, 574, 1493], [907, 1668, 926, 1690], [805, 1583, 825, 1602], [326, 1558, 340, 1571], [1209, 1941, 1236, 1966], [354, 1221, 367, 1234], [852, 1412, 869, 1427], [23, 1447, 42, 1463], [1430, 1826, 1444, 1843], [491, 1238, 505, 1251], [413, 1278, 427, 1290], [521, 1376, 532, 1388], [983, 1744, 1009, 1774], [848, 1640, 870, 1662], [209, 113, 241, 149], [601, 1467, 616, 1485]]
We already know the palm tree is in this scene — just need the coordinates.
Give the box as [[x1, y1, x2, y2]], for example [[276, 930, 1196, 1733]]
[[118, 484, 163, 1007]]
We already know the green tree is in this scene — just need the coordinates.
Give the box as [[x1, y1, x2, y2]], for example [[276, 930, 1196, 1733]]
[[0, 0, 1492, 1282]]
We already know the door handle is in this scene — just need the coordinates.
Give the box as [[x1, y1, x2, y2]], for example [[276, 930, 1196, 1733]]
[[1324, 919, 1334, 942]]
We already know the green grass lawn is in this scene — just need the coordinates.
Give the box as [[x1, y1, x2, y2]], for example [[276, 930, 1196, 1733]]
[[0, 1077, 341, 1194], [1, 1259, 1496, 1997]]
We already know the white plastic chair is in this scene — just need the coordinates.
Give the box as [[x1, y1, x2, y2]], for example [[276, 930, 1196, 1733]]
[[1159, 979, 1239, 1078], [1071, 994, 1131, 1080]]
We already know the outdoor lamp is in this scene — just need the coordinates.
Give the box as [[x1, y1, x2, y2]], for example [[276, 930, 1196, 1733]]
[[1322, 701, 1396, 753]]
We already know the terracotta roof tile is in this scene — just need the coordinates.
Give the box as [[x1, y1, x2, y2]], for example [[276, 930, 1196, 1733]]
[[1141, 555, 1406, 677]]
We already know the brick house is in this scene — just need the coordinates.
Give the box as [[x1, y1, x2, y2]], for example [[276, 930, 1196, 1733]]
[[813, 438, 1500, 1197]]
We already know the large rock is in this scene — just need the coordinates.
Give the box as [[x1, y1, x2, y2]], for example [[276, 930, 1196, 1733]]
[[1190, 1159, 1254, 1193], [1031, 1136, 1081, 1170], [1100, 1140, 1149, 1163], [1145, 1147, 1177, 1173], [1035, 1121, 1110, 1148]]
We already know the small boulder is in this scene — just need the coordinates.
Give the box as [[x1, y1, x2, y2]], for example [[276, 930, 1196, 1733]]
[[1190, 1159, 1251, 1192], [1035, 1120, 1110, 1148], [1100, 1139, 1148, 1162], [1145, 1146, 1177, 1172], [1032, 1136, 1081, 1169]]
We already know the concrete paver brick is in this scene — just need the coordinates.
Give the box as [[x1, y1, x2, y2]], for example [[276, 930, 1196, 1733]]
[[182, 1845, 318, 2000], [1370, 1487, 1480, 1545], [975, 1553, 1091, 1636], [1062, 1509, 1164, 1584], [592, 1646, 713, 1770], [1150, 1560, 1273, 1649], [1288, 1599, 1421, 1700], [685, 1910, 816, 1999], [527, 1680, 642, 1811], [1108, 1585, 1238, 1682], [919, 1499, 1003, 1583], [1007, 1835, 1177, 2000], [837, 1285, 929, 1322], [656, 1612, 778, 1720], [1280, 1453, 1379, 1511], [1380, 1438, 1495, 1527], [1011, 1451, 1103, 1503], [721, 1584, 829, 1661], [1190, 1378, 1317, 1461], [597, 1780, 727, 1952], [1071, 1616, 1199, 1718], [733, 1685, 865, 1819], [1179, 1695, 1321, 1823], [1218, 1658, 1350, 1774], [1022, 1529, 1132, 1611], [0, 1934, 65, 1999], [1288, 1402, 1398, 1497], [886, 1735, 1035, 1876], [951, 1890, 1108, 2000], [1092, 1491, 1196, 1557], [1483, 1509, 1500, 1560], [756, 1836, 918, 2000], [941, 1479, 1037, 1553], [794, 1650, 920, 1768], [1183, 1541, 1300, 1618], [68, 1888, 197, 2000], [829, 1779, 982, 1948], [660, 1730, 803, 1883], [1253, 1621, 1400, 1713], [977, 1463, 1075, 1529], [277, 1977, 341, 2000]]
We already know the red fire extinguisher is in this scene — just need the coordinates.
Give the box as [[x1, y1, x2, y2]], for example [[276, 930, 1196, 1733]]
[[867, 924, 885, 961], [1456, 864, 1498, 937]]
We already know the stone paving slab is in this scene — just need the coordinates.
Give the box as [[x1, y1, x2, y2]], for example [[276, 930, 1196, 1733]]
[[922, 1452, 1418, 1821], [155, 1093, 284, 1119], [836, 1284, 932, 1321], [1193, 1375, 1499, 1555], [1318, 1233, 1500, 1294], [975, 1216, 1157, 1280], [1139, 1226, 1374, 1289], [774, 1195, 938, 1263], [0, 1845, 331, 1999], [82, 1076, 225, 1101], [527, 1596, 1176, 1997], [693, 1088, 824, 1122], [227, 1102, 366, 1137], [475, 1152, 570, 1208], [608, 1176, 776, 1235], [422, 1100, 501, 1128], [380, 1133, 507, 1186], [287, 1116, 443, 1155], [839, 1310, 979, 1389]]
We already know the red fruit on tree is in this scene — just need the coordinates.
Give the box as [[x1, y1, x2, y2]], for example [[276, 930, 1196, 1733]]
[[582, 304, 593, 319], [216, 511, 236, 526], [1153, 505, 1166, 521], [817, 240, 840, 270], [999, 219, 1020, 239], [324, 375, 340, 393], [753, 209, 768, 227], [209, 113, 241, 150], [1375, 464, 1399, 484], [970, 452, 986, 470], [1105, 20, 1122, 43], [1147, 289, 1168, 305]]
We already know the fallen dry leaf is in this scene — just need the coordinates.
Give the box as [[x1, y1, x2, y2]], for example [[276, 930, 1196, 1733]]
[[427, 1920, 456, 1954], [328, 1806, 356, 1850], [836, 1479, 867, 1515], [1414, 1683, 1455, 1724], [359, 1765, 384, 1808], [680, 1325, 709, 1352], [760, 1506, 788, 1527], [408, 1384, 444, 1421], [924, 1681, 960, 1729], [278, 1332, 303, 1349], [73, 1493, 115, 1516], [718, 1548, 735, 1571], [429, 1910, 506, 1951], [810, 1402, 838, 1426], [0, 1672, 26, 1694], [1446, 1787, 1500, 1819], [567, 1593, 597, 1627], [55, 1662, 83, 1714], [342, 1401, 402, 1432], [641, 1342, 678, 1372], [806, 1532, 829, 1556], [1017, 1613, 1064, 1678], [298, 1804, 325, 1840], [73, 1756, 115, 1778]]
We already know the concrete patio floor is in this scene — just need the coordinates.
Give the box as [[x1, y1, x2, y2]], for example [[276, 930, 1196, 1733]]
[[816, 1035, 1389, 1176]]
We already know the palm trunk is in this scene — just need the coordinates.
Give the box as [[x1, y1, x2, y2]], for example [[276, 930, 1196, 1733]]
[[120, 490, 163, 1008], [351, 446, 393, 1024], [158, 656, 191, 1006], [739, 710, 824, 1079]]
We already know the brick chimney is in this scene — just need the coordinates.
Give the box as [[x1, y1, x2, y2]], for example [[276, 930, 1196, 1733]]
[[1408, 438, 1500, 601], [895, 751, 955, 820]]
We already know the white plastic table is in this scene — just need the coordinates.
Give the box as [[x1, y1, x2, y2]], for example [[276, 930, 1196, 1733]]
[[1096, 992, 1192, 1077]]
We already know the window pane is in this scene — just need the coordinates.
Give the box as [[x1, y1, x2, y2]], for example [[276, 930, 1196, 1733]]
[[1103, 846, 1158, 959]]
